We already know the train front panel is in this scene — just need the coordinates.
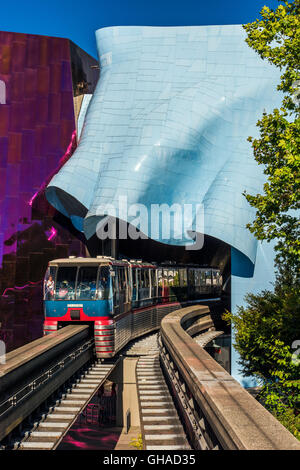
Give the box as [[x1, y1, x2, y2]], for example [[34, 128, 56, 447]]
[[43, 261, 114, 340]]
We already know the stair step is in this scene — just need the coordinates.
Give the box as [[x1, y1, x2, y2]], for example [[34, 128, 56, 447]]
[[21, 442, 54, 450], [38, 422, 69, 429]]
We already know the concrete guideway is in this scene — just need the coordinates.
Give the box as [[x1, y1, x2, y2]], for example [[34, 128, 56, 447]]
[[160, 305, 300, 450], [134, 334, 190, 451]]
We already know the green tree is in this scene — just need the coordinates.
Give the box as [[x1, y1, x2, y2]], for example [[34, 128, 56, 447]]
[[225, 0, 300, 439], [243, 0, 300, 278]]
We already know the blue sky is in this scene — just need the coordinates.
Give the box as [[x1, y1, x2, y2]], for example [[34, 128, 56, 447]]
[[1, 0, 282, 58]]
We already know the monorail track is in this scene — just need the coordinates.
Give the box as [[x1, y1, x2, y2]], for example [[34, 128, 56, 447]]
[[2, 302, 297, 451], [123, 333, 190, 450], [1, 327, 189, 451], [137, 353, 190, 450], [0, 325, 118, 450], [13, 361, 116, 450]]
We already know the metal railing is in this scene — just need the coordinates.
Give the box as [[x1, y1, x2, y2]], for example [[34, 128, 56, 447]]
[[0, 337, 93, 420]]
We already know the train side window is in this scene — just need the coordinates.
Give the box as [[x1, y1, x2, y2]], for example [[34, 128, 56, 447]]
[[125, 267, 131, 301], [179, 268, 187, 287], [44, 266, 57, 300], [188, 269, 194, 286], [212, 270, 218, 285], [172, 269, 179, 286], [142, 268, 150, 288], [132, 268, 138, 301], [200, 270, 206, 286], [158, 269, 163, 287], [138, 269, 144, 289], [205, 270, 212, 285], [118, 267, 126, 291], [150, 269, 156, 288], [111, 268, 119, 306], [163, 270, 169, 287], [194, 270, 201, 287]]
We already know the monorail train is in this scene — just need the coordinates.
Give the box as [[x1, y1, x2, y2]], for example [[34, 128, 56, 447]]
[[43, 257, 222, 358]]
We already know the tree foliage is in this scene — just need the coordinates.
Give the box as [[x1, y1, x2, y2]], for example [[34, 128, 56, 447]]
[[243, 0, 300, 276], [226, 1, 300, 439], [224, 285, 300, 437]]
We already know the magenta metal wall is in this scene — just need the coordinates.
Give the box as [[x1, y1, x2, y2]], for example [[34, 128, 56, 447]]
[[0, 32, 97, 351]]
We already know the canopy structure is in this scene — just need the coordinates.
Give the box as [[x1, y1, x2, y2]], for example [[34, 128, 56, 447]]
[[46, 25, 282, 264]]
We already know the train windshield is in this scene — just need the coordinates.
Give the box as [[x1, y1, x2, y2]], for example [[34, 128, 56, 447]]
[[55, 266, 77, 300], [76, 266, 98, 300]]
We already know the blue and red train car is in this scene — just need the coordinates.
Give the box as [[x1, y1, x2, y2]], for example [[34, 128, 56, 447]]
[[43, 256, 222, 358]]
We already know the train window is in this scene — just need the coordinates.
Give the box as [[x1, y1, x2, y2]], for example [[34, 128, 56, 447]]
[[205, 270, 212, 285], [212, 270, 219, 285], [168, 269, 179, 287], [163, 270, 169, 286], [132, 268, 138, 301], [44, 266, 57, 300], [150, 269, 156, 288], [194, 270, 202, 286], [188, 269, 195, 286], [118, 267, 126, 291], [137, 269, 143, 288], [179, 269, 187, 287], [111, 268, 118, 306], [158, 269, 164, 287], [142, 269, 150, 288], [199, 270, 206, 286], [76, 266, 98, 300], [55, 266, 77, 300], [98, 266, 110, 299], [117, 267, 125, 291]]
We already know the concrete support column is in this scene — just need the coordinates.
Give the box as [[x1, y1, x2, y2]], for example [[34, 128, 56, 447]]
[[109, 357, 140, 427]]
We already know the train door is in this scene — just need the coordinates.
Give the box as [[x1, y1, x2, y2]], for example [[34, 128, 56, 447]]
[[117, 267, 126, 314], [111, 268, 119, 315], [157, 268, 163, 303], [124, 266, 131, 312], [126, 266, 132, 305], [168, 268, 179, 302], [205, 269, 212, 294], [194, 269, 201, 297], [132, 267, 138, 309], [178, 268, 188, 301], [212, 269, 221, 296], [138, 268, 145, 306], [199, 269, 206, 295], [187, 269, 195, 300], [141, 268, 151, 306], [150, 268, 156, 303], [162, 269, 170, 302]]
